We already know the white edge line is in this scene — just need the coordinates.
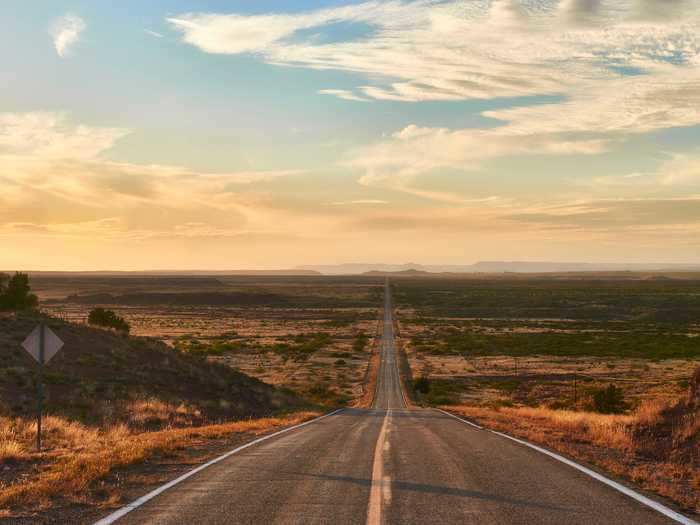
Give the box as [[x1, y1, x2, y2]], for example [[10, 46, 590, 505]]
[[441, 409, 698, 525], [93, 409, 344, 525], [434, 408, 483, 430]]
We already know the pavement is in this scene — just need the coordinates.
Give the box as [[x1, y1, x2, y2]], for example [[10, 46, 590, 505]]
[[111, 282, 687, 525]]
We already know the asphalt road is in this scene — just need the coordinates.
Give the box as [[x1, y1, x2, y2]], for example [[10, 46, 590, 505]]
[[112, 283, 686, 525]]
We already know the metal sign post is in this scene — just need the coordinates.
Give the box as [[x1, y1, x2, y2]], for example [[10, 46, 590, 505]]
[[22, 322, 64, 452], [37, 322, 44, 451]]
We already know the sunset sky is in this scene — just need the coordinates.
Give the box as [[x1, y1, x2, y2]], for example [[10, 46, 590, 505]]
[[2, 1, 700, 270]]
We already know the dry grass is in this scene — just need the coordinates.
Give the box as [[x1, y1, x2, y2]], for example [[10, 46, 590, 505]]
[[352, 319, 382, 408], [0, 411, 318, 512], [123, 398, 202, 430], [498, 406, 636, 451]]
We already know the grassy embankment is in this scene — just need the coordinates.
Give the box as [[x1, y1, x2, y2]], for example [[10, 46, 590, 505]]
[[0, 312, 311, 517]]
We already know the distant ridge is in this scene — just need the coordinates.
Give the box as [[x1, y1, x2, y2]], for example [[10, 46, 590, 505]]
[[298, 262, 700, 275], [362, 269, 431, 277]]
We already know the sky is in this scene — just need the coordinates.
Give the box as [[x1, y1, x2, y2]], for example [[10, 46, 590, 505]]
[[1, 0, 700, 270]]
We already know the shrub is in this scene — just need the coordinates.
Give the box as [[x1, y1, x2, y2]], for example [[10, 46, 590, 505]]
[[87, 308, 130, 333], [414, 376, 431, 394], [0, 273, 38, 311], [353, 333, 369, 353], [592, 384, 627, 414]]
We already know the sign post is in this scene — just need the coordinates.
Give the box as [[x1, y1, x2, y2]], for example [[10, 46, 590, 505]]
[[37, 322, 44, 451], [22, 323, 64, 451]]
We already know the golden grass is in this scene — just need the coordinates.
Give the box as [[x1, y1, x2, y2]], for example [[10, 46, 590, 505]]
[[0, 440, 27, 463], [498, 406, 636, 450], [124, 398, 202, 430], [0, 411, 318, 511]]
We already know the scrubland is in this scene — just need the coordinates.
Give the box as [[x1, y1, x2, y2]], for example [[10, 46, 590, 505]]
[[393, 276, 700, 514]]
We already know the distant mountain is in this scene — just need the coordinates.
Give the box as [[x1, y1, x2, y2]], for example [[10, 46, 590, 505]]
[[469, 261, 700, 273], [362, 269, 432, 277], [298, 262, 700, 275], [297, 263, 429, 275]]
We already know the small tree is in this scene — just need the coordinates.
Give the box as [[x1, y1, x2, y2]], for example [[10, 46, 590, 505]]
[[88, 308, 130, 333], [592, 384, 627, 414], [0, 272, 38, 310]]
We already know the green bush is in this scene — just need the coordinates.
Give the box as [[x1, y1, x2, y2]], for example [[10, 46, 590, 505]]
[[87, 308, 130, 333]]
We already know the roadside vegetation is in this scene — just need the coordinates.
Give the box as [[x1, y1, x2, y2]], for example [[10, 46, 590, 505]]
[[0, 411, 318, 517], [450, 369, 700, 513], [88, 308, 130, 334], [0, 273, 38, 311]]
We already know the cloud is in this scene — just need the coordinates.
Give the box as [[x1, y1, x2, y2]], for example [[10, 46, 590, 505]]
[[634, 0, 687, 20], [330, 199, 388, 205], [50, 14, 85, 58], [168, 2, 429, 55], [168, 1, 700, 196], [145, 30, 164, 38], [559, 0, 602, 24], [169, 1, 700, 101], [0, 112, 128, 159], [318, 89, 368, 102], [0, 112, 307, 239], [347, 124, 607, 200], [506, 198, 700, 230]]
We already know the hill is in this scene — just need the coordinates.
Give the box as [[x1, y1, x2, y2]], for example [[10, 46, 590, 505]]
[[0, 313, 303, 426], [362, 269, 432, 277]]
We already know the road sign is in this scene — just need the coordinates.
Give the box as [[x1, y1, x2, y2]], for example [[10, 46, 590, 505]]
[[22, 324, 63, 364], [21, 323, 64, 451]]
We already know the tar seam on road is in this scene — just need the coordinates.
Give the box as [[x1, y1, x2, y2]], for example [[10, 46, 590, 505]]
[[442, 409, 699, 525], [367, 408, 392, 525], [92, 409, 345, 525]]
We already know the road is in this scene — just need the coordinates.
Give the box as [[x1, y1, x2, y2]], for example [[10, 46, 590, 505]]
[[111, 282, 686, 525]]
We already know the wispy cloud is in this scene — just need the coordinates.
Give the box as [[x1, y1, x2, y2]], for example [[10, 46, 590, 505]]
[[168, 1, 700, 199], [50, 14, 85, 58], [330, 199, 388, 205], [318, 89, 368, 102], [0, 112, 307, 240], [145, 29, 164, 38]]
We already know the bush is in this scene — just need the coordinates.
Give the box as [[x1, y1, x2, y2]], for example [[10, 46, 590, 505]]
[[592, 384, 627, 414], [87, 308, 130, 333], [353, 333, 369, 353], [413, 376, 431, 394], [0, 273, 38, 311]]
